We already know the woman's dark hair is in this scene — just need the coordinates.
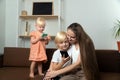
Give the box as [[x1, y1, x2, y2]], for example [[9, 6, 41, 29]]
[[67, 23, 99, 80]]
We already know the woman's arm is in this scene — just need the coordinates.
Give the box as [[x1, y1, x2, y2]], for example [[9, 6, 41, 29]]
[[45, 54, 81, 79]]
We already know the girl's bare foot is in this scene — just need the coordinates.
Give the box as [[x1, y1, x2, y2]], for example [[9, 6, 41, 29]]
[[29, 73, 34, 78]]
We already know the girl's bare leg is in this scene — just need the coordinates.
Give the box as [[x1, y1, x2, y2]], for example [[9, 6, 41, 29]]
[[38, 62, 44, 76], [29, 61, 36, 78]]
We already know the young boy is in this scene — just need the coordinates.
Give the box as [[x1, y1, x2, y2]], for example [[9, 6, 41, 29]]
[[47, 31, 72, 80]]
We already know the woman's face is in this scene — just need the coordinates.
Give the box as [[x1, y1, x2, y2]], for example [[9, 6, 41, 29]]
[[67, 29, 77, 44]]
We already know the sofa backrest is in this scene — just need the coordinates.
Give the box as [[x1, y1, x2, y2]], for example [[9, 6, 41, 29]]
[[3, 47, 120, 73], [3, 47, 56, 69], [96, 50, 120, 73], [42, 48, 56, 71], [3, 47, 31, 67]]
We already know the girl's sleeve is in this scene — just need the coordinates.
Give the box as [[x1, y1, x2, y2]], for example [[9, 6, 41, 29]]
[[30, 31, 34, 37]]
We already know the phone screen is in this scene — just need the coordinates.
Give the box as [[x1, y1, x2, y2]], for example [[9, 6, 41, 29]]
[[60, 51, 69, 58], [42, 33, 48, 38]]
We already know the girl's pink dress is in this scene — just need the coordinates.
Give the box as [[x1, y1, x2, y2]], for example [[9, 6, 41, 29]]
[[29, 31, 50, 62]]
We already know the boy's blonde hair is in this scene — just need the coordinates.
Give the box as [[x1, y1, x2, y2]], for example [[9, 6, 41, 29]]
[[54, 31, 67, 48], [36, 17, 46, 27]]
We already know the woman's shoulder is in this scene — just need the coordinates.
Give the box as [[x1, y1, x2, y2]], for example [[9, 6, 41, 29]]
[[67, 45, 73, 52], [70, 44, 75, 49]]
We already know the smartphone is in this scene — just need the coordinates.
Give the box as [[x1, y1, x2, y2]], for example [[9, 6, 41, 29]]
[[60, 51, 69, 58], [42, 33, 48, 38]]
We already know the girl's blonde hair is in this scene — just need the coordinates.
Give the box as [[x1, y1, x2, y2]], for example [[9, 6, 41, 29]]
[[54, 31, 67, 48], [36, 17, 46, 27]]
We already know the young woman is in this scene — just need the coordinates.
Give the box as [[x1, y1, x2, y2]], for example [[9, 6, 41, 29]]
[[44, 23, 99, 80]]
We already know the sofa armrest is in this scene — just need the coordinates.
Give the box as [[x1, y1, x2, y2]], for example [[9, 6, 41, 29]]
[[0, 54, 3, 67]]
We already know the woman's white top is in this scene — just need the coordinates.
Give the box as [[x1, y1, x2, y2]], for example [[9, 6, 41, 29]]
[[70, 45, 80, 64]]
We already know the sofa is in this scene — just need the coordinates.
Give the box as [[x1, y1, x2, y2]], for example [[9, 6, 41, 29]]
[[0, 47, 55, 80], [96, 50, 120, 80], [0, 47, 120, 80]]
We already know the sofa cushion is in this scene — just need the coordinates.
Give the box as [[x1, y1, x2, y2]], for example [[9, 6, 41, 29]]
[[42, 48, 56, 71], [100, 72, 120, 80], [3, 47, 30, 67], [0, 67, 29, 80]]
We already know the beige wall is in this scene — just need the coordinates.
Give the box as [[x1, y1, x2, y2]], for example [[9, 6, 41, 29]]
[[1, 0, 120, 53], [0, 0, 5, 53]]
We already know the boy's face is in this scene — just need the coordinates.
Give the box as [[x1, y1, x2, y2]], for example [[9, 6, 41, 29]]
[[57, 38, 69, 51]]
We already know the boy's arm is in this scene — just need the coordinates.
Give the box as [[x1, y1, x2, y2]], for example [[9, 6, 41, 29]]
[[52, 62, 63, 70], [49, 50, 70, 71], [55, 54, 81, 75], [48, 60, 63, 71], [52, 57, 70, 70]]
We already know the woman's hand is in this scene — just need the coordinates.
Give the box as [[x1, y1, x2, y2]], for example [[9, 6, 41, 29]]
[[44, 70, 58, 80]]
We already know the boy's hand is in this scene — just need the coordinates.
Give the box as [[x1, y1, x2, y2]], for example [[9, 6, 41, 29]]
[[61, 56, 70, 64]]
